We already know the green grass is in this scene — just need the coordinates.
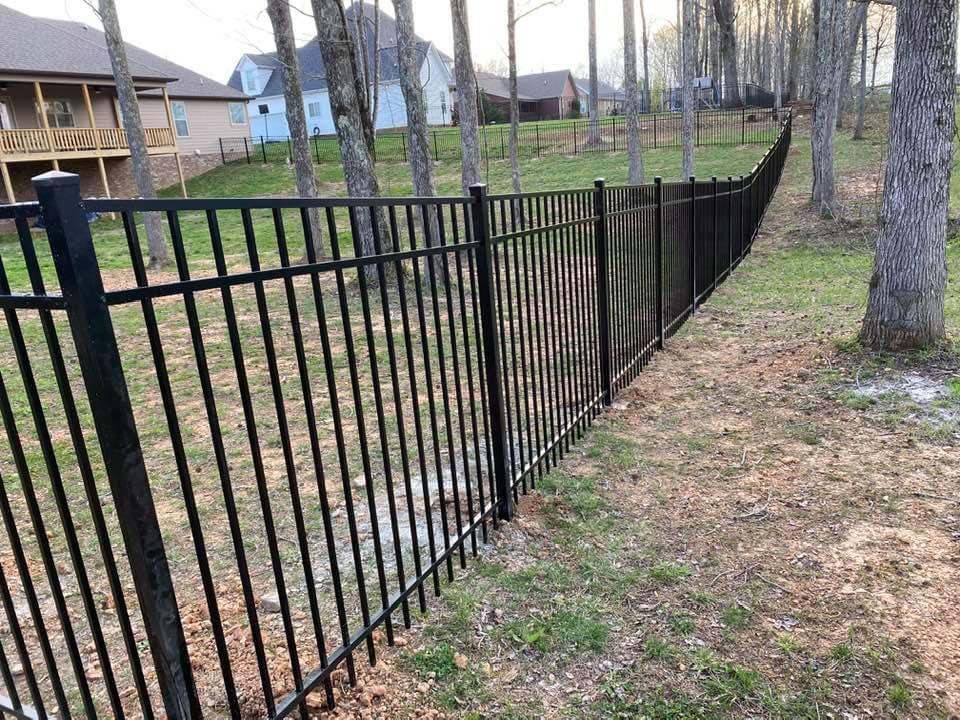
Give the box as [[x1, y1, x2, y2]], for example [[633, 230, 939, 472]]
[[648, 562, 692, 585]]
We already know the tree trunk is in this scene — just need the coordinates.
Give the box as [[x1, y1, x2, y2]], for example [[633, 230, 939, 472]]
[[861, 0, 957, 350], [371, 0, 380, 127], [450, 0, 482, 192], [774, 0, 785, 109], [624, 0, 645, 184], [348, 1, 376, 152], [312, 0, 385, 273], [682, 0, 697, 178], [266, 0, 324, 257], [507, 0, 522, 195], [97, 0, 166, 267], [587, 0, 601, 145], [853, 13, 867, 140], [392, 0, 442, 278], [786, 0, 803, 100], [639, 0, 652, 111], [810, 0, 847, 215], [836, 2, 868, 129], [713, 0, 741, 106]]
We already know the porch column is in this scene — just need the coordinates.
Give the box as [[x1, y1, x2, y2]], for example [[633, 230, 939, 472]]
[[33, 81, 58, 169], [0, 162, 14, 204], [161, 88, 187, 198], [82, 83, 111, 199]]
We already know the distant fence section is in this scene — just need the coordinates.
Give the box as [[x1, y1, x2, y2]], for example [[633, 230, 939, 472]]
[[0, 112, 791, 718], [220, 107, 786, 166]]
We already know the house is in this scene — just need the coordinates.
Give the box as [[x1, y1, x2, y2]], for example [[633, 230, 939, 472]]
[[574, 78, 625, 116], [0, 3, 250, 204], [230, 3, 453, 139], [471, 69, 580, 122]]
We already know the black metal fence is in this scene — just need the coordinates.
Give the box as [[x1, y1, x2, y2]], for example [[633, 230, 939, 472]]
[[220, 107, 785, 166], [0, 111, 791, 718]]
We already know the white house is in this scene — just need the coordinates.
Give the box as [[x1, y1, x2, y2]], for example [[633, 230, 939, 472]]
[[228, 3, 453, 139]]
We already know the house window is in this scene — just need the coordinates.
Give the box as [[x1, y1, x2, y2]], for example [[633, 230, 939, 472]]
[[258, 104, 270, 115], [243, 68, 259, 95], [307, 101, 323, 118], [44, 99, 75, 128], [229, 102, 246, 125], [171, 100, 189, 137]]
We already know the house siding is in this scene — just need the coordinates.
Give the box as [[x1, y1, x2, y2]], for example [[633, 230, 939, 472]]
[[166, 97, 249, 155]]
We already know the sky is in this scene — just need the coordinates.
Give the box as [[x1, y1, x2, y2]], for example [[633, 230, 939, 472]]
[[2, 0, 682, 86]]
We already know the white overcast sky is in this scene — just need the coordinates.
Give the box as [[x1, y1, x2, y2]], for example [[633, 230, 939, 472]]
[[3, 0, 681, 85]]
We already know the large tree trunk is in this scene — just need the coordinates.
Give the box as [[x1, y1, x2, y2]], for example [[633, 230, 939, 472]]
[[853, 13, 867, 140], [774, 0, 785, 109], [98, 0, 166, 267], [786, 0, 803, 100], [347, 1, 376, 152], [639, 0, 652, 111], [392, 0, 442, 277], [624, 0, 645, 183], [371, 0, 380, 127], [836, 2, 868, 129], [860, 0, 957, 351], [713, 0, 741, 106], [312, 0, 385, 272], [810, 0, 847, 215], [266, 0, 323, 257], [507, 0, 522, 194], [450, 0, 482, 192], [587, 0, 601, 145], [682, 0, 697, 178]]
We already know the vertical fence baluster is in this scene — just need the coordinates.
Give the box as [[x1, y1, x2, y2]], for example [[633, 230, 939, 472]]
[[689, 175, 697, 314], [34, 171, 200, 719], [593, 179, 612, 405], [469, 184, 512, 520], [654, 176, 664, 350], [712, 176, 719, 290]]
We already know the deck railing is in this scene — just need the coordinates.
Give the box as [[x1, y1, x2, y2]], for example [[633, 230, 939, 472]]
[[0, 126, 176, 157]]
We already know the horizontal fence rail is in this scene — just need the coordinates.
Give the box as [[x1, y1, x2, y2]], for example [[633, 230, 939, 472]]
[[219, 107, 787, 166], [0, 112, 791, 718]]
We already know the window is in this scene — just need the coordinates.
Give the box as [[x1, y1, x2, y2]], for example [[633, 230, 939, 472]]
[[243, 68, 259, 94], [44, 99, 75, 128], [171, 100, 189, 137], [307, 101, 322, 118], [258, 104, 270, 115], [228, 102, 246, 125]]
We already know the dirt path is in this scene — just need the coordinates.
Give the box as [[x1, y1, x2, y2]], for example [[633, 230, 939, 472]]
[[308, 128, 959, 720]]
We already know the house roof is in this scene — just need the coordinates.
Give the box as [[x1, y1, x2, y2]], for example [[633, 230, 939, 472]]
[[229, 2, 443, 99], [475, 69, 577, 101], [574, 77, 623, 99], [0, 3, 246, 100]]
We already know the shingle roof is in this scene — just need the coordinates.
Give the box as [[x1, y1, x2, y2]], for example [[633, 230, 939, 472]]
[[574, 77, 623, 99], [229, 2, 438, 99], [0, 3, 246, 100], [475, 69, 577, 101]]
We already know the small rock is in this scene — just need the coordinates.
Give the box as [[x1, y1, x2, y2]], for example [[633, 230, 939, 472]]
[[260, 591, 282, 613], [353, 475, 367, 491], [10, 663, 23, 676], [393, 636, 408, 647], [369, 684, 387, 699], [453, 652, 468, 670]]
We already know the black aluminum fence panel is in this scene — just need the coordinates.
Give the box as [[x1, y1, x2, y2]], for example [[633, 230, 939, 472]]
[[220, 108, 788, 166], [0, 113, 791, 719]]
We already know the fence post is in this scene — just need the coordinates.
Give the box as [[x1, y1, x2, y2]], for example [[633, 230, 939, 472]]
[[741, 107, 746, 145], [287, 138, 293, 163], [689, 176, 697, 314], [433, 130, 439, 160], [593, 179, 612, 405], [696, 110, 701, 146], [469, 183, 512, 521], [653, 113, 658, 148], [536, 124, 541, 157], [32, 171, 200, 719], [401, 132, 407, 162], [219, 137, 226, 164], [573, 121, 578, 154], [739, 175, 746, 262], [654, 176, 664, 350], [313, 135, 320, 163], [711, 176, 719, 290], [261, 136, 267, 163], [727, 175, 734, 274], [243, 136, 250, 164], [500, 126, 505, 159]]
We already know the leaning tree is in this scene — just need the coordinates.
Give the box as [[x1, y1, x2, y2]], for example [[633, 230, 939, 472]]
[[860, 0, 958, 350]]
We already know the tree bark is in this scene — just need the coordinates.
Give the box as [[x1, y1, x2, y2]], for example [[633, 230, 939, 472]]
[[810, 0, 847, 215], [348, 1, 376, 152], [312, 0, 385, 273], [639, 0, 652, 111], [682, 0, 697, 178], [371, 0, 380, 127], [266, 0, 323, 257], [853, 10, 867, 140], [587, 0, 601, 145], [624, 0, 645, 183], [860, 0, 957, 351], [836, 2, 868, 129], [507, 0, 522, 194], [450, 0, 482, 192], [97, 0, 166, 267], [774, 0, 785, 109], [786, 0, 803, 100], [713, 0, 741, 106]]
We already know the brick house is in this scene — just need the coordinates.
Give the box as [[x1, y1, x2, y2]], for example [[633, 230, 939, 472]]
[[0, 3, 250, 204], [471, 69, 580, 122]]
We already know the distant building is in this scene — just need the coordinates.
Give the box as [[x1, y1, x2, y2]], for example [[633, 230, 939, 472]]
[[574, 78, 625, 116], [470, 69, 580, 122], [230, 2, 453, 139]]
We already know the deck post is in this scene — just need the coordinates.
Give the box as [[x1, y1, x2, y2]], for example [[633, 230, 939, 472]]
[[0, 162, 14, 204]]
